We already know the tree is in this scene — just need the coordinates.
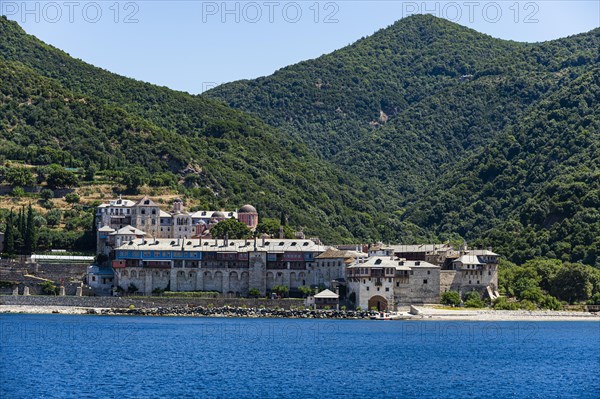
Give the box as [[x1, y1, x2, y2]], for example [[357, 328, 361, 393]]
[[550, 263, 595, 303], [40, 189, 54, 201], [11, 187, 25, 197], [24, 204, 35, 255], [46, 164, 78, 189], [65, 193, 80, 204], [121, 167, 149, 192], [3, 210, 15, 255], [46, 209, 62, 227], [463, 291, 485, 308], [4, 167, 34, 187], [271, 285, 289, 298], [210, 218, 252, 239], [84, 164, 97, 181], [256, 218, 281, 236], [298, 285, 313, 298], [40, 281, 58, 295], [441, 291, 461, 306]]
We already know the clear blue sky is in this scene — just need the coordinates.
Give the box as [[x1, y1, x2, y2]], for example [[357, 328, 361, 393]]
[[3, 1, 599, 94]]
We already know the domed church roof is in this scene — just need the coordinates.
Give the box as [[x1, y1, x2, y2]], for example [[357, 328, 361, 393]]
[[238, 204, 257, 213]]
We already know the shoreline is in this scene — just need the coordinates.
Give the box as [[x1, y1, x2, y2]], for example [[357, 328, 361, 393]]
[[1, 304, 598, 321]]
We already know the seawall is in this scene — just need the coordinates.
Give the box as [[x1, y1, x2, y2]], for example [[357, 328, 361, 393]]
[[0, 295, 306, 309]]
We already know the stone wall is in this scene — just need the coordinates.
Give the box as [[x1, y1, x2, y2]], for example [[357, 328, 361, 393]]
[[115, 262, 309, 296], [0, 295, 305, 309], [0, 263, 89, 295], [439, 269, 498, 297]]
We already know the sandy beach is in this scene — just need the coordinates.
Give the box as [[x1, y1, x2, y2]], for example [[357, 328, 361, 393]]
[[399, 306, 600, 321], [0, 305, 110, 315]]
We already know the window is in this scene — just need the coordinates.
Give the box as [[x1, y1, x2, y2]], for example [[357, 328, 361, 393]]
[[396, 282, 399, 287], [423, 279, 428, 284], [366, 287, 369, 291], [427, 270, 430, 275], [385, 287, 389, 292]]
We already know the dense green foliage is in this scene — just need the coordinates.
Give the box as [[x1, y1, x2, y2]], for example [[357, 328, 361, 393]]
[[208, 15, 600, 266], [209, 218, 252, 239], [0, 15, 598, 270], [440, 291, 461, 307], [499, 259, 600, 305], [463, 291, 485, 308], [0, 15, 397, 243], [1, 204, 95, 254]]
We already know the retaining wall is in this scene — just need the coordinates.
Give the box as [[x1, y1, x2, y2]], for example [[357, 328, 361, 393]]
[[0, 295, 305, 309]]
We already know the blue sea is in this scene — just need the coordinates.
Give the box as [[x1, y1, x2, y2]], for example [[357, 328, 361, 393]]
[[0, 315, 598, 398]]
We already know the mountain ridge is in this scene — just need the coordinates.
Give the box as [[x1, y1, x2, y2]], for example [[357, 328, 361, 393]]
[[0, 15, 598, 266]]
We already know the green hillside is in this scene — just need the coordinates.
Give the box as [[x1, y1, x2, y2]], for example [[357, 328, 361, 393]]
[[0, 16, 396, 243], [405, 67, 600, 266], [207, 15, 600, 266], [1, 14, 598, 267]]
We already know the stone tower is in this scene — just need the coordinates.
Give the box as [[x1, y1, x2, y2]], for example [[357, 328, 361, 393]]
[[248, 251, 267, 296]]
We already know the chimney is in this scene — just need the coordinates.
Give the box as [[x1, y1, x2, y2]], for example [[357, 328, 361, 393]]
[[262, 235, 265, 246], [224, 233, 229, 247]]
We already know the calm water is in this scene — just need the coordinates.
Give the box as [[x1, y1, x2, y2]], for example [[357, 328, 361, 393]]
[[0, 315, 598, 398]]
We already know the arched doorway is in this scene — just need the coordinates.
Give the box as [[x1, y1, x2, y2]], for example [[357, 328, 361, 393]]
[[368, 295, 388, 311]]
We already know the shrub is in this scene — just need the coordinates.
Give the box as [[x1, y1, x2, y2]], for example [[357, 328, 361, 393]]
[[464, 291, 485, 308], [298, 285, 313, 298], [519, 300, 537, 311], [493, 297, 519, 310], [248, 288, 261, 298], [46, 209, 62, 226], [40, 281, 59, 295], [271, 285, 289, 297], [127, 283, 139, 294], [441, 291, 461, 307], [541, 295, 562, 311], [65, 193, 80, 204], [587, 292, 600, 305], [11, 186, 25, 197], [40, 189, 54, 201]]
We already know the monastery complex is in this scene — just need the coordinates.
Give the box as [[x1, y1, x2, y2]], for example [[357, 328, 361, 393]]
[[92, 197, 499, 310]]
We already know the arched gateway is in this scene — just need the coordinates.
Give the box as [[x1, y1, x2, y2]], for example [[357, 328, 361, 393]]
[[368, 295, 388, 311]]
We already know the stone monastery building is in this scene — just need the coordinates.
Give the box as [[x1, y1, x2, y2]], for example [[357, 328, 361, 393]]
[[95, 197, 499, 308]]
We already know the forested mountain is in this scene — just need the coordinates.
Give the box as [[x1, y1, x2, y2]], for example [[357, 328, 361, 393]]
[[0, 16, 396, 243], [207, 15, 600, 267], [0, 15, 598, 267]]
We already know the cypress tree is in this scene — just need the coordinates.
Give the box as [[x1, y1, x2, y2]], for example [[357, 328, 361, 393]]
[[24, 203, 35, 255], [4, 210, 15, 255]]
